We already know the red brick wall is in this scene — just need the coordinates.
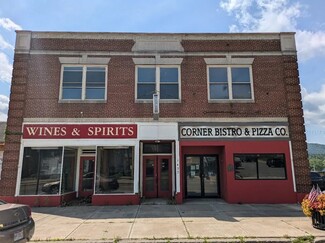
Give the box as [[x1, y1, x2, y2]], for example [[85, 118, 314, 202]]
[[22, 55, 289, 119], [1, 54, 28, 195], [1, 36, 309, 197]]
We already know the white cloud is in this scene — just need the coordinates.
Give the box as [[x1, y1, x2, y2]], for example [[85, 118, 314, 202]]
[[0, 95, 9, 111], [296, 30, 325, 61], [0, 18, 22, 31], [220, 0, 301, 32], [0, 35, 13, 50], [0, 52, 12, 83], [302, 85, 325, 127], [219, 0, 325, 61], [0, 95, 9, 122]]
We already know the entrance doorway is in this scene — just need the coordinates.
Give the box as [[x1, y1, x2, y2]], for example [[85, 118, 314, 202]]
[[185, 155, 219, 197], [78, 156, 95, 198], [143, 155, 172, 198]]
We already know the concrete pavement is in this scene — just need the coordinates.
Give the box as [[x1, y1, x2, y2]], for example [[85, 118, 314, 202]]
[[30, 199, 325, 242]]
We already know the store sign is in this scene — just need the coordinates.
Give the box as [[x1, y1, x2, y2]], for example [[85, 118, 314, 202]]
[[23, 124, 137, 139], [180, 125, 289, 139]]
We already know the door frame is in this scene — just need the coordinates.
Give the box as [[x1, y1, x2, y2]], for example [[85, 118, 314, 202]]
[[184, 154, 220, 198], [78, 156, 95, 198], [142, 155, 172, 198]]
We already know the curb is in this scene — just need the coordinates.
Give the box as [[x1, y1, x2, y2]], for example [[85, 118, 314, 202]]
[[31, 236, 323, 243]]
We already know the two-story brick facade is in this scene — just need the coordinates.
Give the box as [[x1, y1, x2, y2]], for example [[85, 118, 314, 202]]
[[0, 31, 309, 206]]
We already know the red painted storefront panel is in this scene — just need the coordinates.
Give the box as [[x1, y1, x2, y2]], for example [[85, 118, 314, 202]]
[[179, 140, 297, 204], [92, 194, 140, 206]]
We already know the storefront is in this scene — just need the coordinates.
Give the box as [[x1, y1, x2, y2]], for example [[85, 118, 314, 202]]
[[177, 122, 297, 204], [14, 122, 179, 206]]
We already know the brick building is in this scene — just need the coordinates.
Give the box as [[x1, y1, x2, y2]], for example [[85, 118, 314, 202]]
[[0, 31, 310, 206]]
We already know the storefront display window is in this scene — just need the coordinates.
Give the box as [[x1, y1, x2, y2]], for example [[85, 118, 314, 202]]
[[61, 148, 78, 194], [96, 147, 134, 194], [234, 154, 286, 180], [20, 147, 63, 195]]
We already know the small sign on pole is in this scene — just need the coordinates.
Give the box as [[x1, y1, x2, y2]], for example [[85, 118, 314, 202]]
[[153, 93, 159, 120]]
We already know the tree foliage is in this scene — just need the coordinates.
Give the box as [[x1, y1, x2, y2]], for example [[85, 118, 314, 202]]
[[309, 155, 325, 171]]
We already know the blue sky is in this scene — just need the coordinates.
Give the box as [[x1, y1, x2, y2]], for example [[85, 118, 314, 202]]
[[0, 0, 325, 144]]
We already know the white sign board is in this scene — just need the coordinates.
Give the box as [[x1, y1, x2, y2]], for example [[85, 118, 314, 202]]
[[153, 93, 159, 114], [180, 125, 289, 139]]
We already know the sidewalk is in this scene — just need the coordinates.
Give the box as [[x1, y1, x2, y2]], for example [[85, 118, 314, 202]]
[[30, 199, 325, 242]]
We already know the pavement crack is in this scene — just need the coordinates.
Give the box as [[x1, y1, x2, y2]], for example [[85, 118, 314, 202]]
[[175, 204, 191, 238], [127, 204, 140, 239]]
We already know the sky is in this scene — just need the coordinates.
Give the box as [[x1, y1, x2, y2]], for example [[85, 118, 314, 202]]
[[0, 0, 325, 144]]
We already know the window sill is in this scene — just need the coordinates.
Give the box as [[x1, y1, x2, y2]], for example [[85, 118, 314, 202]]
[[208, 99, 255, 103], [135, 99, 181, 104], [58, 100, 107, 104]]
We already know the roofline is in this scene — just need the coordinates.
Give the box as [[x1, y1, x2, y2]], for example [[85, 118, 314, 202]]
[[16, 30, 296, 40]]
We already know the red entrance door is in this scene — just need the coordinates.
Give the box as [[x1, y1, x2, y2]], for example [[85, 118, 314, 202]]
[[79, 157, 95, 198], [143, 156, 172, 198]]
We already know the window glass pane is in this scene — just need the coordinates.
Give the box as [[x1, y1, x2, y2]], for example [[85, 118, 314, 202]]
[[234, 155, 258, 180], [232, 84, 251, 99], [86, 68, 105, 83], [143, 143, 172, 154], [62, 88, 82, 99], [64, 67, 83, 71], [95, 147, 134, 194], [231, 67, 250, 82], [258, 154, 286, 179], [87, 67, 106, 71], [209, 68, 227, 83], [157, 143, 172, 153], [20, 147, 63, 195], [61, 148, 77, 193], [138, 67, 156, 83], [210, 84, 229, 99], [137, 84, 155, 99], [86, 88, 105, 99], [63, 68, 83, 84], [160, 68, 178, 83], [160, 84, 179, 99]]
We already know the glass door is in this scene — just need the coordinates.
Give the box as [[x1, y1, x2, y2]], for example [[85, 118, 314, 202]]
[[143, 156, 172, 198], [185, 155, 219, 198], [79, 157, 95, 198]]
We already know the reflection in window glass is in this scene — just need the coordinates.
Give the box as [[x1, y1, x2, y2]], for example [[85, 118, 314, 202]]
[[20, 147, 63, 195], [61, 148, 77, 194], [209, 67, 227, 82], [62, 67, 83, 99], [86, 67, 106, 99], [137, 67, 180, 100], [96, 147, 134, 194], [234, 155, 257, 179], [232, 84, 251, 99], [160, 68, 178, 83], [61, 66, 106, 100], [160, 67, 179, 99], [209, 66, 252, 100], [231, 68, 250, 82], [210, 84, 229, 99], [138, 67, 156, 83], [234, 154, 286, 180], [143, 143, 172, 154]]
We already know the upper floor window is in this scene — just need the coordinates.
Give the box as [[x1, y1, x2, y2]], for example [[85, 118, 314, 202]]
[[136, 66, 180, 100], [208, 66, 253, 101], [60, 65, 107, 100]]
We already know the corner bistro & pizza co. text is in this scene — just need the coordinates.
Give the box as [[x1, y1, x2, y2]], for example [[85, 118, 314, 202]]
[[180, 126, 289, 138]]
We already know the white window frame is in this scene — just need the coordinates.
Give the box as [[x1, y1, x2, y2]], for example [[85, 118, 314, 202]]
[[59, 64, 108, 102], [135, 65, 181, 103], [207, 65, 254, 102]]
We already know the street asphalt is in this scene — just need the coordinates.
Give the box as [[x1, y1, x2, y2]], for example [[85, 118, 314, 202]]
[[30, 199, 325, 243]]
